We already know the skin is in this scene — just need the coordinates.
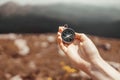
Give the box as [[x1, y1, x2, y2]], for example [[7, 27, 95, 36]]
[[57, 27, 120, 80]]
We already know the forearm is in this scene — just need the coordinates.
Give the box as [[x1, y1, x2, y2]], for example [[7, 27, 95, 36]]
[[87, 57, 120, 80]]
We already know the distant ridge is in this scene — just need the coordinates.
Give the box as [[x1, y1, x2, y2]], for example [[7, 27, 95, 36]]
[[0, 1, 120, 22], [0, 1, 120, 38]]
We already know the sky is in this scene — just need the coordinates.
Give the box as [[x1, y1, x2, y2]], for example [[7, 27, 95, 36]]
[[0, 0, 120, 9]]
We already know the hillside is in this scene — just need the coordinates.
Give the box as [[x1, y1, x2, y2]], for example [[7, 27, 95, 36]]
[[0, 2, 120, 38], [0, 33, 120, 80]]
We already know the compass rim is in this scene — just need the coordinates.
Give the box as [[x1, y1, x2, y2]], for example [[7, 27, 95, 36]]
[[61, 28, 75, 43]]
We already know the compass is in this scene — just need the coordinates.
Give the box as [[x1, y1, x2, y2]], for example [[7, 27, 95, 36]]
[[61, 27, 75, 43]]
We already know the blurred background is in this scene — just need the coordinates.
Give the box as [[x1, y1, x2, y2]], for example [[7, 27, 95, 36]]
[[0, 0, 120, 38], [0, 0, 120, 80]]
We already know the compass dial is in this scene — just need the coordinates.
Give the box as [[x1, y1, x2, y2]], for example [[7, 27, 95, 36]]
[[61, 28, 75, 43]]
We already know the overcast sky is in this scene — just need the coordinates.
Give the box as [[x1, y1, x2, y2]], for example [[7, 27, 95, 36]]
[[0, 0, 120, 9]]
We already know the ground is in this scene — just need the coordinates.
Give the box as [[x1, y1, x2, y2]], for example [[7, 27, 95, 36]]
[[0, 33, 120, 80]]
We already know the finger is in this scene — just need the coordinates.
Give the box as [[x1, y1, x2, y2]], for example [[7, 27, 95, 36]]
[[57, 32, 68, 46], [75, 32, 82, 39], [79, 43, 89, 61], [75, 33, 88, 42], [57, 32, 61, 42], [58, 26, 65, 33], [75, 33, 83, 41], [57, 32, 61, 37], [57, 36, 67, 52], [57, 32, 68, 47]]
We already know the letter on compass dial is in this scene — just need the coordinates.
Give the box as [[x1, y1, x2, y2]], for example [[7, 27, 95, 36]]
[[62, 28, 75, 43]]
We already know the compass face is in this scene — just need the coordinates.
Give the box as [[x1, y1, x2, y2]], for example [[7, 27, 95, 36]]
[[61, 28, 75, 43]]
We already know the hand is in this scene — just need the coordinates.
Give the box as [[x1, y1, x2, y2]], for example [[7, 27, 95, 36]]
[[57, 26, 120, 80], [57, 27, 101, 67]]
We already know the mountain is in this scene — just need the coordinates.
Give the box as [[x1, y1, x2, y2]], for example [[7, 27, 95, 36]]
[[30, 4, 120, 23], [0, 2, 120, 38], [0, 2, 32, 16], [0, 2, 120, 22]]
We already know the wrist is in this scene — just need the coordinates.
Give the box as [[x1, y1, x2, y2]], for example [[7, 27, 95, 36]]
[[90, 57, 120, 80]]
